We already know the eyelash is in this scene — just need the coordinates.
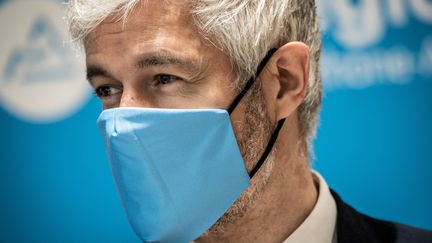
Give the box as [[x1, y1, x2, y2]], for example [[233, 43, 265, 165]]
[[94, 86, 121, 98], [93, 74, 183, 98], [154, 74, 182, 86]]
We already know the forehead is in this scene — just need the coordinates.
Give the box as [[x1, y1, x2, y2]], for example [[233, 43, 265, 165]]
[[85, 0, 204, 57]]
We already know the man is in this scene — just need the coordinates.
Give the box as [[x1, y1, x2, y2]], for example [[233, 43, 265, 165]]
[[68, 0, 432, 242]]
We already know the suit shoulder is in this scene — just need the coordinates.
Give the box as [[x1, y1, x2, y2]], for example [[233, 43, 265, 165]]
[[330, 189, 432, 243], [395, 223, 432, 243]]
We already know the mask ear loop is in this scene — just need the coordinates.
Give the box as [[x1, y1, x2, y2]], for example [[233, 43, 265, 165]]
[[227, 48, 278, 115], [248, 118, 285, 178], [224, 48, 286, 179]]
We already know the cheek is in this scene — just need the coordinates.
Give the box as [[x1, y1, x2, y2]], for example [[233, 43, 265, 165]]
[[205, 84, 234, 108], [229, 102, 249, 153], [234, 87, 274, 171]]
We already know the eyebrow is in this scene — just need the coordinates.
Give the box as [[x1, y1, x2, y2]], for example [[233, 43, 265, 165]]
[[86, 66, 113, 85], [135, 50, 202, 74], [86, 50, 202, 85]]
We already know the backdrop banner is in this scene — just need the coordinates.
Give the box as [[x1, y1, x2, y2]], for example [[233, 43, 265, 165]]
[[0, 0, 431, 242]]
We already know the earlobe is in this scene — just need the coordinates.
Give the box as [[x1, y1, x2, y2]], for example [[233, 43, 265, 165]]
[[274, 42, 310, 120]]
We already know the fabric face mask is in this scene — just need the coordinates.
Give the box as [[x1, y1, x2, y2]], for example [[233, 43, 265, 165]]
[[96, 49, 285, 243]]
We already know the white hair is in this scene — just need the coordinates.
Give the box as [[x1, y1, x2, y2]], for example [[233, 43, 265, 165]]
[[68, 0, 322, 153]]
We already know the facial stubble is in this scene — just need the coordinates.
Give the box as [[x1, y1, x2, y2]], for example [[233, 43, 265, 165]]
[[202, 81, 276, 236]]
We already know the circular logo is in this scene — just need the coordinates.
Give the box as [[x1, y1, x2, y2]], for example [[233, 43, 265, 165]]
[[0, 0, 90, 123]]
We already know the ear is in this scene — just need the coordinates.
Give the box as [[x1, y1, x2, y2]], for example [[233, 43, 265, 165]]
[[260, 42, 310, 121]]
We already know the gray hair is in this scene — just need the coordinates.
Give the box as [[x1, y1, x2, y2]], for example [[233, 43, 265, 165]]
[[68, 0, 322, 153]]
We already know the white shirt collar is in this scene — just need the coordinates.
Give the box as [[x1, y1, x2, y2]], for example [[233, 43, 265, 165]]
[[283, 171, 338, 243]]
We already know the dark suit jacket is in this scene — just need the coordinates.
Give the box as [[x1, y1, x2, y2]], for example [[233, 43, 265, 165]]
[[331, 190, 432, 243]]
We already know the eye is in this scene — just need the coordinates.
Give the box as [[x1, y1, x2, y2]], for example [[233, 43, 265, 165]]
[[154, 74, 182, 86], [94, 85, 122, 98]]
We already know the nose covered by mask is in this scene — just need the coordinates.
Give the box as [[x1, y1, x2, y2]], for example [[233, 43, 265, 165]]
[[96, 49, 283, 242]]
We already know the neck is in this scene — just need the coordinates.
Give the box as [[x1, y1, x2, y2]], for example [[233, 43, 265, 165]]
[[196, 126, 318, 243]]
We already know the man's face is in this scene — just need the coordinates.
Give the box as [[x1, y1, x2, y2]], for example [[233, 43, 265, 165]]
[[85, 1, 236, 111], [85, 0, 274, 234]]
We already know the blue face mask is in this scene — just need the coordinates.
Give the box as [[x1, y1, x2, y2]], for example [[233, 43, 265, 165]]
[[96, 49, 285, 243]]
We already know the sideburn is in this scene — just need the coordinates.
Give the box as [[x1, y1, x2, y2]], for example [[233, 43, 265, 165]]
[[239, 79, 273, 174]]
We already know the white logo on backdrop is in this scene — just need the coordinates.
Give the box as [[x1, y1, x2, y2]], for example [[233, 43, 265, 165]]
[[0, 0, 89, 123], [318, 0, 432, 90]]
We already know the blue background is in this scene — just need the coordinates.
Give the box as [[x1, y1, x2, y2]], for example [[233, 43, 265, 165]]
[[0, 0, 431, 242]]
